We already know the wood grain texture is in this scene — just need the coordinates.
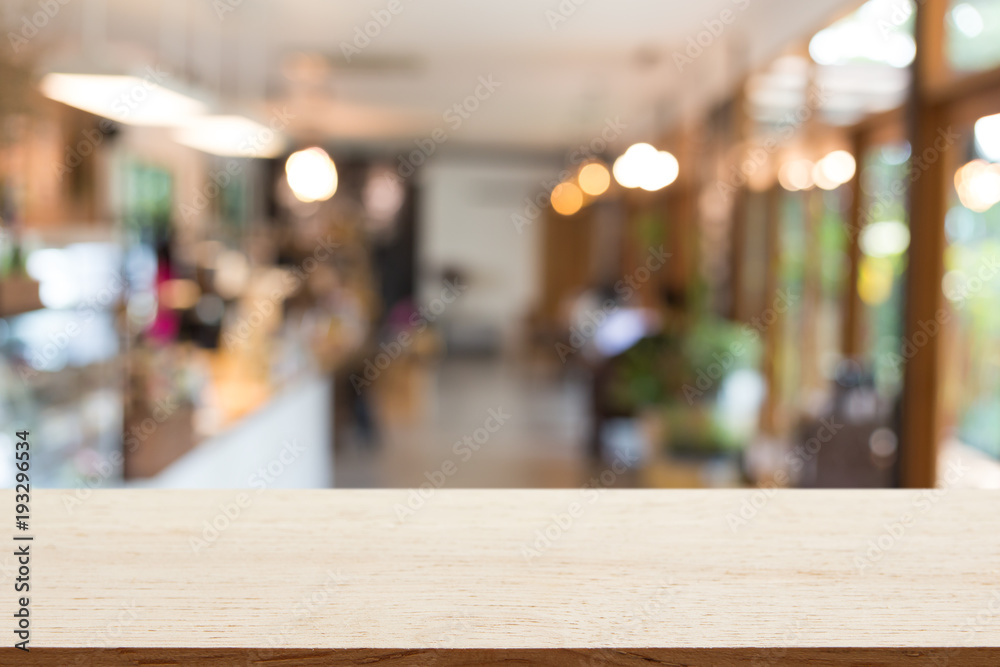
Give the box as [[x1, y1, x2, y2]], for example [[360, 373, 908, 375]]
[[901, 0, 950, 489], [1, 489, 998, 665], [7, 647, 1000, 666]]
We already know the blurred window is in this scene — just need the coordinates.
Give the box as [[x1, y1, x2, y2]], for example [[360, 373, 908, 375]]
[[776, 190, 807, 429], [122, 162, 173, 236], [858, 142, 912, 397], [946, 1, 1000, 74], [939, 124, 1000, 460], [815, 188, 851, 383], [805, 0, 915, 126]]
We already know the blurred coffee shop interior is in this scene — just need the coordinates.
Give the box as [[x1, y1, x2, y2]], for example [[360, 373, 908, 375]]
[[1, 0, 999, 491]]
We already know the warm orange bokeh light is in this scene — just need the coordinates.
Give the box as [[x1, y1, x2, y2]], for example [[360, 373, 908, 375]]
[[551, 182, 583, 215], [578, 162, 611, 196]]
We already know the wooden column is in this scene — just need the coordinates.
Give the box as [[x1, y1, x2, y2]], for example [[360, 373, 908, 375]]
[[538, 207, 593, 324], [729, 186, 748, 321], [759, 186, 783, 435], [899, 0, 949, 488], [800, 188, 823, 393], [841, 132, 866, 360]]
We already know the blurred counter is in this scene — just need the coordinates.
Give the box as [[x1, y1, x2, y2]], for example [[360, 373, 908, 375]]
[[122, 260, 367, 484], [130, 371, 332, 488]]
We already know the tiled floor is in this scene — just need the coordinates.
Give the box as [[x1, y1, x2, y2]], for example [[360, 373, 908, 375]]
[[334, 356, 602, 488]]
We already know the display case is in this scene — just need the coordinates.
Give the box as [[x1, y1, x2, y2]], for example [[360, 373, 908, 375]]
[[0, 236, 125, 488]]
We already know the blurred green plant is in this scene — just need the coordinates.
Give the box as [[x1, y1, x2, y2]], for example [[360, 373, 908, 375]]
[[606, 315, 757, 457]]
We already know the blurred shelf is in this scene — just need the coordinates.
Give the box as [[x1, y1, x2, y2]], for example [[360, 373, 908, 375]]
[[0, 276, 43, 317]]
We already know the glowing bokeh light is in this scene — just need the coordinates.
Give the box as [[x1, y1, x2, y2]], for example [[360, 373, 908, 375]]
[[860, 220, 910, 258], [578, 162, 611, 196], [285, 147, 338, 203], [551, 182, 583, 216], [612, 143, 679, 192], [955, 159, 1000, 212], [778, 159, 815, 191]]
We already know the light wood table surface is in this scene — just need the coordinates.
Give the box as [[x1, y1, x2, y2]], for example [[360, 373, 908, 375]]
[[2, 489, 998, 665]]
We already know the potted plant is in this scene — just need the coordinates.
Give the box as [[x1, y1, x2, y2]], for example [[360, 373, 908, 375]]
[[606, 316, 757, 462]]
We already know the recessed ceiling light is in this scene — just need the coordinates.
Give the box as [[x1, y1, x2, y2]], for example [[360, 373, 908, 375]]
[[39, 72, 206, 126], [173, 115, 285, 158]]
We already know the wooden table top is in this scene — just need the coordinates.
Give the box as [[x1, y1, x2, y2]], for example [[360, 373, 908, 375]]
[[3, 488, 998, 665]]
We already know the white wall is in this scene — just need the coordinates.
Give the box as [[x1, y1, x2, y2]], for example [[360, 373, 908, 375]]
[[417, 154, 557, 353]]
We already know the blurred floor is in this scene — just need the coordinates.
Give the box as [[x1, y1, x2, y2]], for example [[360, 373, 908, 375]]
[[335, 357, 601, 488]]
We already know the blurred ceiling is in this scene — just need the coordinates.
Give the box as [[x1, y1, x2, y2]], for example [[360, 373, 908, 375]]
[[19, 0, 855, 154]]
